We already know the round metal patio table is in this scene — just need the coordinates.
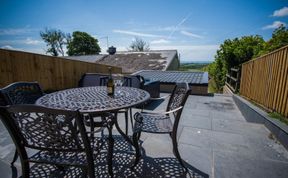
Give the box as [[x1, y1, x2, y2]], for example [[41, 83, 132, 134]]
[[36, 86, 150, 112], [36, 86, 150, 177]]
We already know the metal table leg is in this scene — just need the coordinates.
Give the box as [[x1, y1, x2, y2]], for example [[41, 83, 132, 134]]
[[114, 113, 134, 146], [106, 116, 115, 177]]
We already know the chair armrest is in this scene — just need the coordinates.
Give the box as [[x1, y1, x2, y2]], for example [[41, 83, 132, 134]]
[[143, 80, 158, 86], [163, 106, 183, 114], [149, 94, 170, 100]]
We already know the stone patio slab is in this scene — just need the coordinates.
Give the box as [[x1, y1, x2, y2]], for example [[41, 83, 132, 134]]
[[1, 94, 288, 178], [212, 118, 268, 135], [179, 127, 212, 149], [214, 149, 288, 178], [212, 110, 246, 121], [181, 116, 212, 130], [179, 144, 212, 177]]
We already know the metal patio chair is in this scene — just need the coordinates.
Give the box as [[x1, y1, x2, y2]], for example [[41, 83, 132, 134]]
[[0, 81, 44, 105], [123, 75, 164, 132], [132, 82, 191, 170], [79, 73, 137, 135], [0, 81, 45, 165], [78, 73, 111, 136], [124, 75, 161, 99], [123, 75, 145, 89], [120, 75, 146, 134], [0, 105, 95, 178], [78, 73, 109, 87]]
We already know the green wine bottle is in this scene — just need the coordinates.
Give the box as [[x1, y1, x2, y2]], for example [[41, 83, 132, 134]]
[[107, 67, 114, 96]]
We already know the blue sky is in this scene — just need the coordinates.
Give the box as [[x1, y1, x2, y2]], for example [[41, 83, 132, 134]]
[[0, 0, 287, 62]]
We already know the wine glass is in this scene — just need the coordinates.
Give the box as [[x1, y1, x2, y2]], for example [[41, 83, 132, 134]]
[[114, 77, 123, 97], [114, 79, 123, 87]]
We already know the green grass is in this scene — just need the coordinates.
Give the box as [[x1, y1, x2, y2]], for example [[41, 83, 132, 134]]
[[208, 78, 218, 93], [179, 63, 219, 93], [268, 112, 288, 125], [179, 63, 209, 72]]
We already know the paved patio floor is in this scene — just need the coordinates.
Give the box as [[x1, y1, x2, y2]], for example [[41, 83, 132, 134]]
[[1, 94, 288, 177]]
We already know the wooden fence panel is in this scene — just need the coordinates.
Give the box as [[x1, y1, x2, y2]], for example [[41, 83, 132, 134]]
[[0, 49, 122, 91], [281, 48, 288, 116], [240, 45, 288, 117], [277, 49, 286, 112]]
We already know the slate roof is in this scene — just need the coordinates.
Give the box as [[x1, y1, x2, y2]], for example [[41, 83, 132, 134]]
[[63, 54, 106, 63], [63, 50, 178, 73], [134, 70, 208, 85], [97, 50, 178, 73]]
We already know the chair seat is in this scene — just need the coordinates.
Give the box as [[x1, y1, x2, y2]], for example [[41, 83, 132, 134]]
[[29, 135, 106, 167], [134, 112, 173, 133], [29, 163, 84, 178], [29, 151, 87, 167]]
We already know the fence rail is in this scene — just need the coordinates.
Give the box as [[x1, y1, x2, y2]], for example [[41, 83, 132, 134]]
[[0, 49, 122, 91], [225, 68, 240, 93], [240, 45, 288, 117]]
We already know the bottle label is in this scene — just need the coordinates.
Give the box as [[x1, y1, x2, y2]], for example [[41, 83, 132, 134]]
[[107, 86, 113, 94]]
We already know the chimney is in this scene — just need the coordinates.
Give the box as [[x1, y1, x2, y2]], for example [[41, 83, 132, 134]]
[[107, 46, 116, 55]]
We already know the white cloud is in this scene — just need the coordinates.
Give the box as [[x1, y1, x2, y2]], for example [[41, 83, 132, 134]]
[[17, 47, 45, 54], [99, 44, 219, 61], [150, 39, 170, 44], [129, 25, 191, 34], [272, 7, 288, 17], [150, 44, 219, 62], [25, 38, 42, 45], [155, 26, 175, 31], [0, 27, 35, 35], [168, 14, 191, 39], [0, 44, 48, 55], [0, 45, 16, 50], [262, 21, 286, 30], [0, 38, 43, 46], [150, 44, 218, 51], [113, 29, 163, 38], [180, 30, 203, 39]]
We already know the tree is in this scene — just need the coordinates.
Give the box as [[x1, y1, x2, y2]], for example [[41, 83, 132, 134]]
[[217, 35, 265, 69], [128, 37, 150, 51], [67, 31, 101, 56], [208, 35, 265, 91], [265, 24, 288, 52], [40, 28, 69, 56], [208, 25, 288, 92]]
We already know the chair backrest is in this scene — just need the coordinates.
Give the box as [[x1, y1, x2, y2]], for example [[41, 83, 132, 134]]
[[123, 75, 145, 88], [0, 82, 44, 105], [0, 105, 95, 177], [166, 83, 191, 131], [78, 73, 108, 87], [0, 105, 89, 152]]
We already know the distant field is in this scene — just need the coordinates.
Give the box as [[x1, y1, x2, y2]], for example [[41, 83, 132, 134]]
[[179, 62, 217, 93], [179, 63, 210, 72]]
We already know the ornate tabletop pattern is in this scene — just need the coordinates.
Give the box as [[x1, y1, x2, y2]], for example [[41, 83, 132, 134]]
[[36, 86, 150, 112]]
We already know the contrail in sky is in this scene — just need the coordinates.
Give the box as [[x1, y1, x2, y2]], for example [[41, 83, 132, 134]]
[[168, 13, 191, 39]]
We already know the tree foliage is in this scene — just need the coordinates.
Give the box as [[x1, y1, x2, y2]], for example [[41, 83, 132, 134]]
[[264, 24, 288, 53], [67, 31, 101, 56], [129, 37, 150, 51], [217, 35, 265, 69], [208, 25, 288, 92], [208, 35, 265, 91], [40, 28, 69, 56]]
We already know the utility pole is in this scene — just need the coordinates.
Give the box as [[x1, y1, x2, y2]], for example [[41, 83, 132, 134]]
[[100, 36, 109, 50]]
